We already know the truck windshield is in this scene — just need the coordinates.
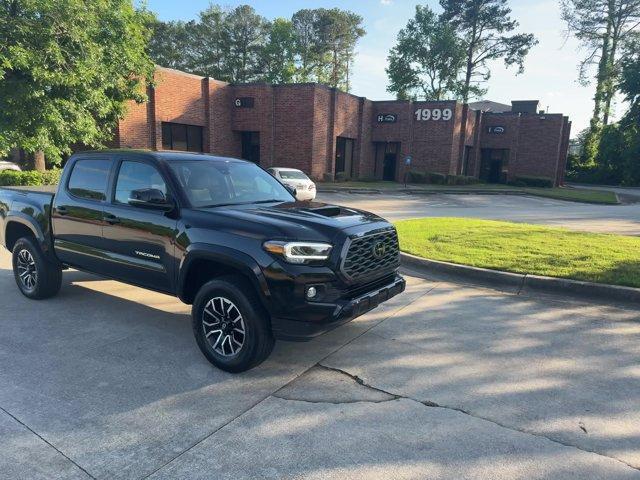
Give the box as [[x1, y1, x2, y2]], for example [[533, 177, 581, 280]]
[[169, 160, 294, 208]]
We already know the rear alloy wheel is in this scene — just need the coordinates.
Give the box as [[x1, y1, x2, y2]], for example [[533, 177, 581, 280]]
[[192, 275, 274, 373], [16, 248, 37, 291], [11, 236, 62, 300]]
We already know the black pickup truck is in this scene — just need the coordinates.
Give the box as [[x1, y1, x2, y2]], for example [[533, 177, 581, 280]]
[[0, 151, 404, 372]]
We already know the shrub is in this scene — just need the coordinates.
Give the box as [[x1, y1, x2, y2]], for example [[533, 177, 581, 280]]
[[334, 172, 350, 182], [446, 174, 479, 185], [510, 176, 554, 188], [0, 169, 62, 187], [358, 175, 378, 182], [41, 169, 62, 185], [426, 172, 447, 185], [406, 171, 427, 184]]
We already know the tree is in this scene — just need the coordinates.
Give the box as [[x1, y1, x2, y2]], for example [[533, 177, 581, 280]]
[[224, 5, 269, 83], [440, 0, 538, 101], [148, 5, 366, 90], [314, 9, 365, 90], [562, 0, 640, 127], [260, 19, 297, 83], [189, 5, 229, 79], [386, 6, 469, 100], [0, 0, 155, 169], [291, 9, 322, 82], [568, 40, 640, 185], [148, 19, 193, 73]]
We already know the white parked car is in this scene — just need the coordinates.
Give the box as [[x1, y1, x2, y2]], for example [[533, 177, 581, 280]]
[[267, 167, 316, 201], [0, 161, 21, 171]]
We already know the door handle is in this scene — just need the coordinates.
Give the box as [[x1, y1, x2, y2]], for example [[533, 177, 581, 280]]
[[104, 214, 121, 225], [56, 206, 68, 216]]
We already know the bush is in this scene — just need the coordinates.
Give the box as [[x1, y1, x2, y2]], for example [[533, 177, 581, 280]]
[[406, 170, 427, 183], [427, 172, 447, 185], [0, 169, 62, 187], [446, 174, 479, 185], [334, 172, 350, 182], [41, 169, 62, 185], [510, 176, 554, 188], [357, 175, 378, 182]]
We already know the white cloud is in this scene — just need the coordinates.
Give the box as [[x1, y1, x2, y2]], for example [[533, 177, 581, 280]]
[[380, 0, 393, 5]]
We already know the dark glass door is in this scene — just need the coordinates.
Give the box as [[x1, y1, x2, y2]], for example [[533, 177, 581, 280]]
[[383, 153, 397, 180], [241, 132, 260, 164], [480, 149, 508, 183]]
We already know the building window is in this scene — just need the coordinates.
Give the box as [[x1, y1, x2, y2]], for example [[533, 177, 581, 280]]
[[161, 123, 203, 152], [335, 137, 354, 177]]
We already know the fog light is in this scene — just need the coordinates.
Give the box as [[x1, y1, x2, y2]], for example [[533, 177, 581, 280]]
[[306, 286, 317, 299]]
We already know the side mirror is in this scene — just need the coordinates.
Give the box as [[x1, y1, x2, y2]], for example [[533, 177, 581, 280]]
[[128, 188, 173, 211], [285, 185, 297, 198]]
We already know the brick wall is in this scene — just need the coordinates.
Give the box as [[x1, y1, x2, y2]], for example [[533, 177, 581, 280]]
[[114, 66, 571, 186]]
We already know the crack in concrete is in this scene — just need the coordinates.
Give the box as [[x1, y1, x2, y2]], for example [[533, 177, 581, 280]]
[[0, 405, 97, 480], [271, 394, 400, 405], [316, 364, 640, 473]]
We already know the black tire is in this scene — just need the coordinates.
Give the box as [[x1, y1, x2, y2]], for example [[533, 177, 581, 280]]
[[12, 236, 62, 300], [192, 275, 275, 373]]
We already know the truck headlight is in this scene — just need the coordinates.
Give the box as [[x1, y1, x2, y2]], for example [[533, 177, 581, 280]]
[[263, 241, 332, 264]]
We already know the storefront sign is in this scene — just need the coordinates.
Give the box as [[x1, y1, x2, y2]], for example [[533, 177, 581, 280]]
[[234, 97, 254, 108], [488, 126, 506, 134], [376, 113, 397, 123], [414, 108, 453, 121]]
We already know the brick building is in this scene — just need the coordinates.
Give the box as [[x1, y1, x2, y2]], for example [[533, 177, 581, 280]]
[[115, 67, 571, 186]]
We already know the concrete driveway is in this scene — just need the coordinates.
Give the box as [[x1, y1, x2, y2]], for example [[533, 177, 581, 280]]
[[317, 191, 640, 235], [1, 249, 639, 479]]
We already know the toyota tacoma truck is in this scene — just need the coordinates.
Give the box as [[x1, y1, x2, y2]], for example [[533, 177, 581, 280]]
[[0, 151, 404, 372]]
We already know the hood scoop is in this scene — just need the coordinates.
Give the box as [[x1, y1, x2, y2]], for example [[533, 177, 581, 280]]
[[305, 205, 351, 217]]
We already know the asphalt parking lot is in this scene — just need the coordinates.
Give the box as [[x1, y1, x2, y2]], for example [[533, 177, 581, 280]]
[[1, 247, 640, 479], [317, 191, 640, 235]]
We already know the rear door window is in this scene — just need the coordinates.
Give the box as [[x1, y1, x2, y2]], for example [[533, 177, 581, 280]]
[[67, 159, 112, 201]]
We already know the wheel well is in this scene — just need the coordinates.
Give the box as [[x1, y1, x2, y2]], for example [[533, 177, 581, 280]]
[[181, 258, 260, 305], [5, 222, 36, 252]]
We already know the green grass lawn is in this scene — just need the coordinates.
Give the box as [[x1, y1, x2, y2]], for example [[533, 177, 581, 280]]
[[395, 217, 640, 288], [319, 181, 619, 205]]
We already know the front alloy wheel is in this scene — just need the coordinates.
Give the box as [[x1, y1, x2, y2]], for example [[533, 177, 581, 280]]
[[192, 275, 275, 373], [202, 297, 246, 356]]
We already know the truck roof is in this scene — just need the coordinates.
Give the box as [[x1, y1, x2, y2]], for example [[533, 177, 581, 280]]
[[74, 149, 249, 164]]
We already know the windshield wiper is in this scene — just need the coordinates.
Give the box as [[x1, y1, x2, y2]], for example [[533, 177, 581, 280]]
[[201, 199, 287, 208], [252, 199, 288, 204]]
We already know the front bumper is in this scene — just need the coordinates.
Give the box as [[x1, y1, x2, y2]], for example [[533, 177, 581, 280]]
[[271, 274, 405, 341]]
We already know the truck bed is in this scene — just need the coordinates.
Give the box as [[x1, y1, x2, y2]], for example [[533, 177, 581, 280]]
[[0, 186, 56, 250]]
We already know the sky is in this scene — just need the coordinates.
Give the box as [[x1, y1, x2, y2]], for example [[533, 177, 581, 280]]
[[145, 0, 615, 136]]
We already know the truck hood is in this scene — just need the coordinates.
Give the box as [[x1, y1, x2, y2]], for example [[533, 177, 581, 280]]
[[192, 200, 391, 242]]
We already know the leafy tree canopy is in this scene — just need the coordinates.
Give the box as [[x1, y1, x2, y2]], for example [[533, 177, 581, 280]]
[[386, 5, 471, 101], [440, 0, 538, 101], [0, 0, 155, 165]]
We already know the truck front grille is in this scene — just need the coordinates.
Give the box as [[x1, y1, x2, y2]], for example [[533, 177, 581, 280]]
[[341, 228, 400, 282]]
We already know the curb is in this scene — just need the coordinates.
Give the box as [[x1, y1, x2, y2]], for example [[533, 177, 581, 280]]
[[400, 252, 640, 305], [316, 186, 621, 204], [317, 186, 527, 196]]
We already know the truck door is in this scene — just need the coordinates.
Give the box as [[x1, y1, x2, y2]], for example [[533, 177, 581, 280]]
[[52, 156, 113, 272], [101, 157, 177, 293]]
